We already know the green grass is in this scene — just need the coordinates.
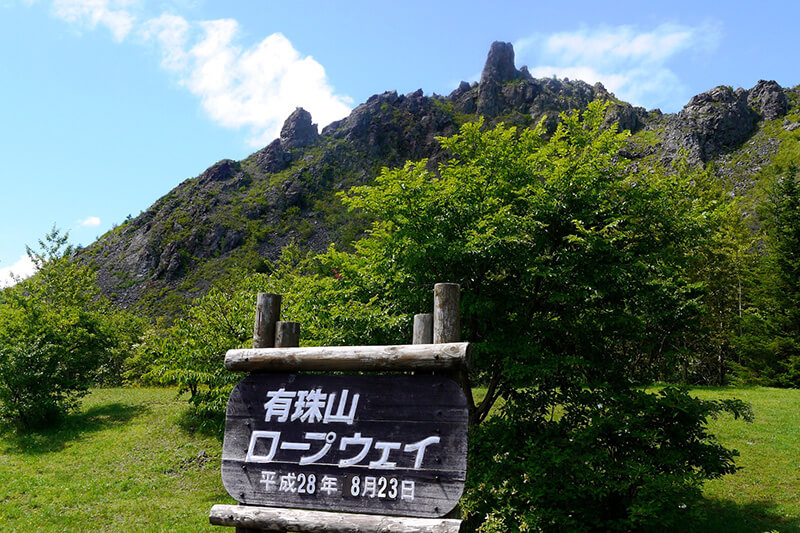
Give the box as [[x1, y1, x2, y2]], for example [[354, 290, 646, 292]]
[[691, 387, 800, 532], [0, 387, 232, 532], [1, 386, 798, 531]]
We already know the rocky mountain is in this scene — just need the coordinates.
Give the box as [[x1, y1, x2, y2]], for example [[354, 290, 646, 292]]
[[79, 41, 800, 315]]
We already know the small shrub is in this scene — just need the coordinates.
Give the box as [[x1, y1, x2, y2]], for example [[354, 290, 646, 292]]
[[0, 228, 136, 430]]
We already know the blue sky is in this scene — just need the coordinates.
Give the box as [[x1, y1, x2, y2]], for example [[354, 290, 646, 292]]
[[1, 0, 798, 285]]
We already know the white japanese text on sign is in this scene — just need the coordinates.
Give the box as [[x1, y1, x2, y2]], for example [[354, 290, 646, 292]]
[[245, 387, 440, 470]]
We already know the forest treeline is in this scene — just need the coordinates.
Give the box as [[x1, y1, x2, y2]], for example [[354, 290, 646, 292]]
[[4, 102, 799, 530]]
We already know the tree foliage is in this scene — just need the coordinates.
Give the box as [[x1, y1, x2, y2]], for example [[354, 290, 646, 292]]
[[762, 167, 800, 385], [142, 277, 257, 433], [464, 387, 751, 532], [0, 228, 140, 430], [343, 103, 713, 401], [330, 103, 747, 529], [733, 166, 800, 386]]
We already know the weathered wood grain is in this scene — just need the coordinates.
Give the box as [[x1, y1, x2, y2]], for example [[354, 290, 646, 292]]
[[275, 321, 300, 348], [210, 505, 465, 532], [225, 343, 471, 373], [253, 293, 281, 349], [433, 284, 460, 344], [412, 314, 433, 345]]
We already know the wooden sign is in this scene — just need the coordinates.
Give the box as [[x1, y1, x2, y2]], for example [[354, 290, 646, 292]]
[[221, 373, 468, 518]]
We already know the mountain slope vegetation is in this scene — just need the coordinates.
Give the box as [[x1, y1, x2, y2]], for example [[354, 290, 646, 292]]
[[80, 41, 799, 317]]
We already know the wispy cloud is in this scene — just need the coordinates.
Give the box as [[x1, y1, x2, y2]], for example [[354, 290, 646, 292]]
[[515, 23, 721, 111], [141, 13, 188, 70], [143, 15, 352, 146], [77, 216, 101, 227], [42, 2, 352, 147], [0, 254, 36, 288], [52, 0, 137, 42]]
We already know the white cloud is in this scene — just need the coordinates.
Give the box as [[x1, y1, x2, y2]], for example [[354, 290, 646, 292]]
[[141, 12, 189, 70], [0, 254, 36, 288], [46, 3, 353, 147], [52, 0, 137, 42], [77, 216, 101, 227], [515, 23, 721, 111], [143, 16, 352, 146]]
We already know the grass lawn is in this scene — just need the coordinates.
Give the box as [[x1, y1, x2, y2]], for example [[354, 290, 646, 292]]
[[691, 387, 800, 532], [0, 387, 233, 532], [0, 386, 798, 532]]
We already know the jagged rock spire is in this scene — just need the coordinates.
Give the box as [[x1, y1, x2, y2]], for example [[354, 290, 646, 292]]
[[480, 41, 518, 85], [280, 107, 319, 150], [477, 41, 523, 117]]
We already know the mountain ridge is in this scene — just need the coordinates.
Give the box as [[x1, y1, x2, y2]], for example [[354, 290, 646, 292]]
[[79, 41, 800, 315]]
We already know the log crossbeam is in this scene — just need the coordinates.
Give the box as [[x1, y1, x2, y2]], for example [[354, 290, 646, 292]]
[[225, 343, 472, 373], [209, 504, 464, 533]]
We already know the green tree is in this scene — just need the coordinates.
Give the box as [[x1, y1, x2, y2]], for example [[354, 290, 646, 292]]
[[343, 104, 712, 402], [143, 278, 256, 433], [747, 166, 800, 385], [686, 199, 761, 385], [332, 104, 749, 530], [0, 228, 137, 430]]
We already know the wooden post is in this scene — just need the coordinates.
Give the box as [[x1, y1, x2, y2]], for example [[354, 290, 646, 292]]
[[412, 313, 433, 344], [242, 293, 282, 533], [253, 293, 281, 349], [433, 283, 460, 344], [275, 321, 300, 348], [433, 283, 466, 521], [431, 283, 475, 423]]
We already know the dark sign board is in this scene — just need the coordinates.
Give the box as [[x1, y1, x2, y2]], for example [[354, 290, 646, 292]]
[[221, 373, 468, 518]]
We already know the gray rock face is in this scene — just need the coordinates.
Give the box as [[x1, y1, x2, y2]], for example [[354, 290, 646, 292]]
[[477, 41, 523, 117], [255, 107, 321, 174], [527, 78, 599, 131], [197, 159, 238, 183], [255, 139, 292, 174], [451, 81, 472, 99], [154, 241, 181, 280], [475, 73, 603, 130], [324, 89, 456, 166], [605, 103, 645, 133], [591, 81, 646, 132], [280, 107, 319, 150], [203, 227, 244, 257], [471, 41, 628, 131], [480, 41, 518, 85], [665, 85, 759, 163], [76, 39, 798, 314], [451, 82, 478, 114], [748, 80, 788, 120], [785, 120, 800, 132]]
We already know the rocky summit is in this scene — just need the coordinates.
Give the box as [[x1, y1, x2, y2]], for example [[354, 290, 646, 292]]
[[78, 41, 800, 316]]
